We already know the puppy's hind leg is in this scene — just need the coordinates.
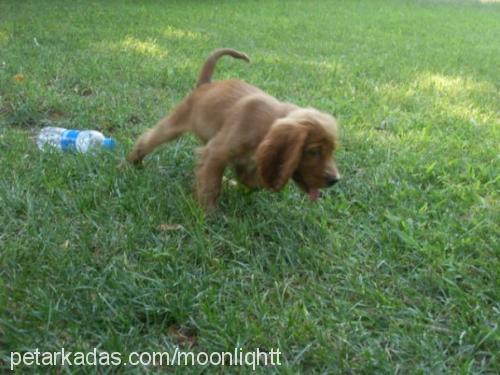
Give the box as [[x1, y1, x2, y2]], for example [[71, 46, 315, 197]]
[[127, 101, 191, 164], [195, 138, 230, 210]]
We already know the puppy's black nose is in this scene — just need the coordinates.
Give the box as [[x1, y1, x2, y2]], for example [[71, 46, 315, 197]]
[[326, 175, 339, 187]]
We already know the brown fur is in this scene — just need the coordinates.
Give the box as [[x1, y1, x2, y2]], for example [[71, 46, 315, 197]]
[[127, 48, 340, 209]]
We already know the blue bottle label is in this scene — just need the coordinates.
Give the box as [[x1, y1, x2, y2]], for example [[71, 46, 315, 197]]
[[61, 130, 79, 151]]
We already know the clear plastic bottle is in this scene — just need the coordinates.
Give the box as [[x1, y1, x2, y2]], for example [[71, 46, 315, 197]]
[[37, 127, 116, 152]]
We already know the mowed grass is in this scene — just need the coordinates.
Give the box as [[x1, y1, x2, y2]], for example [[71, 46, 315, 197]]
[[0, 0, 499, 373]]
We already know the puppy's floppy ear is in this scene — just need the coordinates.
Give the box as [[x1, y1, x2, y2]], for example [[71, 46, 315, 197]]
[[256, 122, 308, 191]]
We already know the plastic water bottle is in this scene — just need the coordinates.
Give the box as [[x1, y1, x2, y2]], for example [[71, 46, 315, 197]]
[[37, 127, 116, 153]]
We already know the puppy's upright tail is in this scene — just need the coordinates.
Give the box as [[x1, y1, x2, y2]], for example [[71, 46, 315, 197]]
[[196, 48, 250, 87]]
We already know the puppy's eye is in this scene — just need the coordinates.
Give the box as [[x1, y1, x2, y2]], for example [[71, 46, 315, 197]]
[[305, 148, 322, 158]]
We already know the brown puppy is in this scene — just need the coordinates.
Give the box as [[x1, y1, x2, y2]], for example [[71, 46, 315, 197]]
[[128, 48, 340, 209]]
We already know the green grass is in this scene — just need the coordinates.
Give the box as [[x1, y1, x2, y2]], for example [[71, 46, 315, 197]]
[[1, 0, 499, 373]]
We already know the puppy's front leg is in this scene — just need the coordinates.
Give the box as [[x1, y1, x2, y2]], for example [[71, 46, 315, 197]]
[[234, 163, 260, 189]]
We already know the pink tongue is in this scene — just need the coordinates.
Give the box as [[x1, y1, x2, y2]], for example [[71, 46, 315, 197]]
[[308, 189, 320, 202]]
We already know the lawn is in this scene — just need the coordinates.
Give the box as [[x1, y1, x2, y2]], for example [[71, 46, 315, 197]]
[[0, 0, 499, 373]]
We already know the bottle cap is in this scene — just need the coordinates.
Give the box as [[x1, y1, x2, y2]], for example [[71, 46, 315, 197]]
[[102, 138, 116, 151]]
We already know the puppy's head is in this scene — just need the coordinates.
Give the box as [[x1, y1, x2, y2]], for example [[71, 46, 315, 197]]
[[256, 108, 340, 201]]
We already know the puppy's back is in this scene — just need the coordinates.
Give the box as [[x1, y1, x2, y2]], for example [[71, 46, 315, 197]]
[[189, 80, 264, 141]]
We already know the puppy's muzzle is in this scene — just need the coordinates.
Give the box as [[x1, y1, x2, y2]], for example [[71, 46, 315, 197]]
[[325, 174, 340, 187]]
